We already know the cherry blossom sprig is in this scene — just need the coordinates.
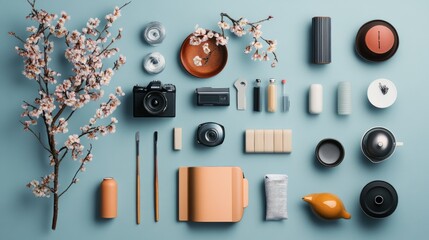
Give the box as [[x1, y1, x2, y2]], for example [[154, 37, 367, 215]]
[[190, 13, 278, 68], [10, 0, 129, 230]]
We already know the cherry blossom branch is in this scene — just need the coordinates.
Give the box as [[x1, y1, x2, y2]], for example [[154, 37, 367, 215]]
[[58, 144, 92, 198], [36, 75, 47, 94], [191, 13, 279, 67], [42, 36, 50, 95], [51, 105, 65, 125], [13, 0, 128, 230], [41, 183, 54, 193], [95, 1, 130, 42]]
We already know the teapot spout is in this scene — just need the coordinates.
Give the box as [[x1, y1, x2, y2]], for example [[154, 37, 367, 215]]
[[302, 195, 314, 203], [342, 210, 351, 219]]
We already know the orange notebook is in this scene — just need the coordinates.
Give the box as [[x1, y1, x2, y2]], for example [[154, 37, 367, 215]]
[[179, 167, 248, 222]]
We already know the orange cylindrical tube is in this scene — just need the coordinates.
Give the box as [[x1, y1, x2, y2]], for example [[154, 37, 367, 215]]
[[100, 177, 117, 218]]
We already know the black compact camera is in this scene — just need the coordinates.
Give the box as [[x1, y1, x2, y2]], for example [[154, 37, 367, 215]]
[[196, 122, 225, 147], [195, 87, 230, 106], [133, 81, 176, 117]]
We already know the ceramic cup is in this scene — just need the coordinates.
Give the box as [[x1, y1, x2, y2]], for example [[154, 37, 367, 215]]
[[315, 138, 345, 167], [361, 127, 403, 163]]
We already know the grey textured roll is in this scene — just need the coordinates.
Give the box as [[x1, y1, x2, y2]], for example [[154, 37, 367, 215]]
[[312, 17, 331, 64], [338, 81, 352, 115], [143, 52, 165, 74], [143, 21, 166, 46]]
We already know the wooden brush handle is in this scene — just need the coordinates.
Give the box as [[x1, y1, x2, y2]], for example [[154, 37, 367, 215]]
[[155, 162, 159, 222], [136, 156, 140, 224], [137, 175, 140, 224]]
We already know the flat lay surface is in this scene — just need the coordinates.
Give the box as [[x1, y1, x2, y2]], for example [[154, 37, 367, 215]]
[[1, 0, 428, 239]]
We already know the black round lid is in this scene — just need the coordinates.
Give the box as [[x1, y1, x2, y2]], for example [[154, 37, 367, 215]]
[[362, 127, 396, 162], [360, 180, 398, 218], [355, 20, 399, 62]]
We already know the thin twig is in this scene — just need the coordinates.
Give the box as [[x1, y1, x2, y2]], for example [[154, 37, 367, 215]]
[[58, 162, 83, 198], [58, 145, 92, 198], [39, 183, 55, 193], [27, 0, 35, 8], [64, 110, 75, 122], [119, 1, 131, 10], [23, 100, 37, 109], [58, 149, 68, 163], [20, 121, 51, 153], [8, 32, 26, 44]]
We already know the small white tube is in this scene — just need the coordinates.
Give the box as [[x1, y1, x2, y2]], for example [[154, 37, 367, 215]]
[[309, 84, 323, 114]]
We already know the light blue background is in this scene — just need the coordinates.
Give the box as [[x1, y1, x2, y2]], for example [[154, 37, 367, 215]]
[[1, 0, 427, 239]]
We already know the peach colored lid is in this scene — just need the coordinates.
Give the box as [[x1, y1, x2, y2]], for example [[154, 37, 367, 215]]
[[365, 25, 395, 54]]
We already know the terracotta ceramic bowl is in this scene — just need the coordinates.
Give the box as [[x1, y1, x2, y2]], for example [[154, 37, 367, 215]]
[[180, 32, 228, 78]]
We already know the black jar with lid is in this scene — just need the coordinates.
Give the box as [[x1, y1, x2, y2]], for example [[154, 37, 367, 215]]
[[360, 180, 398, 218]]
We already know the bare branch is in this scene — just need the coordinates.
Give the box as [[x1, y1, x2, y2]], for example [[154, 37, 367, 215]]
[[8, 32, 26, 44], [27, 0, 35, 8], [51, 105, 66, 126], [20, 121, 51, 153], [119, 1, 131, 10], [23, 100, 37, 109], [58, 149, 68, 163], [58, 144, 92, 198], [58, 162, 82, 198], [64, 110, 75, 122]]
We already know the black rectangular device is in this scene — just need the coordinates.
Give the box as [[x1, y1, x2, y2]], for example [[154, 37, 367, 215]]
[[195, 87, 230, 106]]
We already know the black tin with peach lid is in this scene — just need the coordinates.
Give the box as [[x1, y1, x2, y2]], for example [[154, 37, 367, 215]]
[[356, 20, 399, 62]]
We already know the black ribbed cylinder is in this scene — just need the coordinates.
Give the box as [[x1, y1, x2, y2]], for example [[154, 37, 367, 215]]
[[312, 17, 331, 64]]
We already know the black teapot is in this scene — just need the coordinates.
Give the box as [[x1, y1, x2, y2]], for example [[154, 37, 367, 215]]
[[361, 127, 403, 163]]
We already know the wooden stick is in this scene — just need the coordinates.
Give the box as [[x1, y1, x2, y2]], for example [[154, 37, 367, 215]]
[[154, 131, 159, 222], [136, 131, 141, 225]]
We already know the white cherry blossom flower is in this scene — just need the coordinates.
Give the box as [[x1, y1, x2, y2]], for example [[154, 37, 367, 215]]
[[239, 18, 248, 26], [193, 56, 203, 66], [189, 36, 201, 45], [115, 86, 125, 96], [253, 41, 263, 49], [216, 35, 228, 46], [218, 21, 230, 30], [194, 26, 206, 36], [207, 31, 214, 38], [203, 43, 210, 54], [244, 45, 252, 54]]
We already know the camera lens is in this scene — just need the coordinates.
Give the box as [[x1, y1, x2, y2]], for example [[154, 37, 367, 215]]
[[197, 122, 225, 147], [143, 92, 167, 115], [205, 129, 218, 143]]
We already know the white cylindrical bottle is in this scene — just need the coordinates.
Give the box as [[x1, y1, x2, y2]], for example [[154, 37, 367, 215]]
[[309, 84, 323, 114], [267, 78, 277, 112]]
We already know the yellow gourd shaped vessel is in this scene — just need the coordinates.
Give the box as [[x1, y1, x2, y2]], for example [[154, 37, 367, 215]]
[[303, 193, 351, 220]]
